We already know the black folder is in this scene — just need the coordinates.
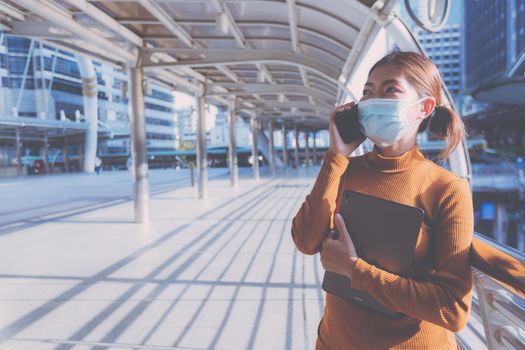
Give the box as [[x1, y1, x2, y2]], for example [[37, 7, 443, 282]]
[[321, 190, 424, 318]]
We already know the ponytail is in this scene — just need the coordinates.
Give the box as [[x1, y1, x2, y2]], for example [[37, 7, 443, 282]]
[[419, 105, 468, 163]]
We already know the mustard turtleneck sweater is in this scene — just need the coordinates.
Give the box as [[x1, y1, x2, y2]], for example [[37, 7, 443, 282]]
[[292, 144, 474, 350]]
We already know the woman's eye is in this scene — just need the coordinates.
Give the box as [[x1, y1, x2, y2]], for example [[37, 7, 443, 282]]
[[362, 89, 370, 96], [385, 86, 400, 93]]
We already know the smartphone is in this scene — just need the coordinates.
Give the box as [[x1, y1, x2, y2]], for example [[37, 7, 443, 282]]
[[334, 104, 365, 144]]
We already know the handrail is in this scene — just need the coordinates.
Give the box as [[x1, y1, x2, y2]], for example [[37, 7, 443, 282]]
[[467, 233, 525, 350], [496, 326, 525, 350], [474, 233, 525, 266], [489, 290, 525, 331], [471, 295, 483, 323]]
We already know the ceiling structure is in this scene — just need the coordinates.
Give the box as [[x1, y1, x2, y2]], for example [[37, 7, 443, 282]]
[[0, 0, 471, 177], [0, 0, 392, 131]]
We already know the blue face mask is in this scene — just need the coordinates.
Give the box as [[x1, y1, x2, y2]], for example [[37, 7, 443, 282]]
[[358, 97, 427, 147]]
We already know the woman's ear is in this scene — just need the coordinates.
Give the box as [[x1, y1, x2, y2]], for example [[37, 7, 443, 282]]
[[421, 97, 437, 119]]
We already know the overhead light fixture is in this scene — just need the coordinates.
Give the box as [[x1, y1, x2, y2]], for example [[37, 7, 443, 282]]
[[216, 11, 229, 35], [257, 71, 265, 83]]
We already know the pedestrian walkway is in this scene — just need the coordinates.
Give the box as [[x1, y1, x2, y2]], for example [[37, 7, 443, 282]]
[[0, 166, 325, 350], [0, 168, 235, 230]]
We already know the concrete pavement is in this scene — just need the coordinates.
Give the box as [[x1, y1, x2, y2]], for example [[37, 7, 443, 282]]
[[0, 166, 325, 350]]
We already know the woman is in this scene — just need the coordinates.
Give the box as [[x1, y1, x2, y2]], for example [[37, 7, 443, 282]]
[[291, 51, 474, 349]]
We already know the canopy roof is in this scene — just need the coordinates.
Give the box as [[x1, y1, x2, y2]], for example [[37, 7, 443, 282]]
[[0, 0, 390, 130]]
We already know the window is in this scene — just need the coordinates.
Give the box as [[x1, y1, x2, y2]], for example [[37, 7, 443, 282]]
[[151, 89, 174, 102], [51, 78, 82, 94], [54, 57, 80, 78], [8, 56, 32, 74], [6, 37, 31, 53], [145, 102, 174, 113]]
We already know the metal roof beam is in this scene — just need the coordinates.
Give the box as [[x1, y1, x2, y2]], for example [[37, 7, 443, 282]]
[[138, 0, 262, 101], [141, 48, 340, 82], [122, 19, 352, 52], [249, 101, 331, 112], [141, 48, 351, 99], [336, 17, 378, 103], [210, 0, 277, 91], [10, 21, 81, 39], [149, 67, 256, 109], [15, 0, 136, 63], [0, 1, 26, 21], [142, 36, 346, 63], [137, 0, 194, 47], [132, 0, 362, 32], [258, 111, 327, 120], [62, 0, 143, 47], [240, 97, 333, 110], [286, 0, 314, 107], [206, 83, 334, 101], [211, 0, 246, 47]]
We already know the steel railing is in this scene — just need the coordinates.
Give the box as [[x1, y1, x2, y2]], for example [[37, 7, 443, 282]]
[[458, 234, 525, 350]]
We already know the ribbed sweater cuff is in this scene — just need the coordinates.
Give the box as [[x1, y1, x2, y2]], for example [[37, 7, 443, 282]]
[[321, 150, 349, 176], [350, 258, 396, 291]]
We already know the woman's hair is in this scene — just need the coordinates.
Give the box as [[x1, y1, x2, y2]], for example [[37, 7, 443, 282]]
[[368, 51, 468, 163]]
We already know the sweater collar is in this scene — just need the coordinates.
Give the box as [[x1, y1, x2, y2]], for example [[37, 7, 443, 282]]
[[367, 143, 426, 173]]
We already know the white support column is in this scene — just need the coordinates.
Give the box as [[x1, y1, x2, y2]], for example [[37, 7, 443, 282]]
[[494, 203, 508, 246], [281, 123, 288, 170], [304, 130, 311, 166], [34, 41, 48, 119], [250, 115, 260, 181], [312, 130, 318, 165], [128, 65, 150, 224], [517, 222, 525, 252], [42, 131, 50, 175], [77, 55, 98, 173], [196, 90, 208, 199], [0, 32, 5, 116], [268, 121, 276, 176], [63, 136, 70, 173], [294, 124, 299, 168], [228, 97, 239, 188], [15, 128, 22, 176]]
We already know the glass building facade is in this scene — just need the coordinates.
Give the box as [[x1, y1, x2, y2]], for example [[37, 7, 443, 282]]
[[0, 34, 179, 168], [463, 0, 525, 89], [415, 25, 462, 96]]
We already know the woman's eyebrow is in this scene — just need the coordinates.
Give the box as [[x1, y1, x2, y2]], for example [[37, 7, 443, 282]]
[[364, 79, 401, 87], [382, 79, 401, 85]]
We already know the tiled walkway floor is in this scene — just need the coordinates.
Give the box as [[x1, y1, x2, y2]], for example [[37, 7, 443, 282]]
[[0, 167, 325, 350], [0, 166, 487, 350]]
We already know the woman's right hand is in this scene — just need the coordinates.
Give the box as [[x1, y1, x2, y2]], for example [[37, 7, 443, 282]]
[[328, 101, 366, 156]]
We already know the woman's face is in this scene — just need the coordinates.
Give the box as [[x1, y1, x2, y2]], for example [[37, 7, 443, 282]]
[[359, 63, 435, 129]]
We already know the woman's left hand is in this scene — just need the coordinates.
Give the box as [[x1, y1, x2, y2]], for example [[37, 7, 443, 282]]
[[320, 213, 359, 279]]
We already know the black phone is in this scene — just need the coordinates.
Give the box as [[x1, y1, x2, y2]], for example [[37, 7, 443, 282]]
[[334, 105, 365, 144]]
